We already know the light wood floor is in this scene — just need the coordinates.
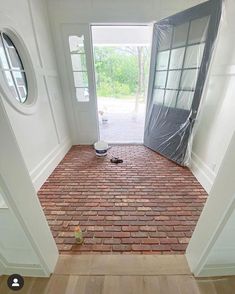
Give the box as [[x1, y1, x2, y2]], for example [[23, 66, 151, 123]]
[[0, 255, 235, 294]]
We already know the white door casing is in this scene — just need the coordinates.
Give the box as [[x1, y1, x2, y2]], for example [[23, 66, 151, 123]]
[[62, 24, 99, 144], [0, 96, 58, 277]]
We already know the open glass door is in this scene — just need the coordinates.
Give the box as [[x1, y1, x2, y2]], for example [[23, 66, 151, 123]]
[[144, 0, 222, 165]]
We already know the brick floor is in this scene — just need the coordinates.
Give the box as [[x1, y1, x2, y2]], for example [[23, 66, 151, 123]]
[[38, 145, 207, 254]]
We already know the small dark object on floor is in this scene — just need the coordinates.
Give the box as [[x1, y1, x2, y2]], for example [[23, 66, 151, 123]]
[[110, 157, 123, 164]]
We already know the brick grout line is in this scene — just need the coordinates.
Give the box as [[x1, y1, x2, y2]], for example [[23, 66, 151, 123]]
[[38, 145, 207, 254]]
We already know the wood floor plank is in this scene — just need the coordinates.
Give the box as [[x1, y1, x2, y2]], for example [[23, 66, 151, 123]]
[[0, 276, 35, 294], [195, 278, 217, 294], [213, 277, 235, 294], [142, 276, 161, 294], [55, 255, 93, 275], [63, 276, 104, 294], [172, 275, 202, 294], [46, 275, 70, 294], [29, 277, 51, 294], [55, 255, 191, 275], [103, 276, 145, 294], [226, 275, 235, 290], [158, 276, 182, 294], [82, 276, 104, 294], [1, 274, 235, 294], [64, 276, 79, 294]]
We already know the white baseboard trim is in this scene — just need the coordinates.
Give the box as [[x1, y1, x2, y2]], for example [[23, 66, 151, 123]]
[[0, 254, 50, 277], [30, 137, 72, 191], [190, 152, 216, 193], [197, 264, 235, 277], [3, 264, 49, 277]]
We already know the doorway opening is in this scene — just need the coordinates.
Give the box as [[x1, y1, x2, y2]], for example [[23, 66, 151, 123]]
[[37, 1, 221, 257], [91, 25, 152, 143]]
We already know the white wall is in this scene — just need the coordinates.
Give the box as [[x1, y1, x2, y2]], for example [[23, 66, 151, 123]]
[[186, 131, 235, 277], [0, 204, 39, 266], [206, 208, 235, 267], [0, 191, 35, 267], [190, 0, 235, 192], [0, 0, 71, 191], [47, 0, 204, 144], [0, 91, 58, 277]]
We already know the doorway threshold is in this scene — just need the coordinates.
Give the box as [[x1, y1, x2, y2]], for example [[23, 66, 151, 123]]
[[55, 254, 190, 276], [108, 142, 143, 145]]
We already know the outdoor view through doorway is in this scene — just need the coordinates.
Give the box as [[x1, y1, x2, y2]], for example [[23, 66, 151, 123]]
[[92, 26, 152, 143]]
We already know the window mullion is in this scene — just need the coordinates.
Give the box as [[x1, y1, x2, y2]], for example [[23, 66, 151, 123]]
[[0, 69, 26, 73], [0, 33, 12, 70], [9, 72, 22, 103], [1, 33, 22, 102]]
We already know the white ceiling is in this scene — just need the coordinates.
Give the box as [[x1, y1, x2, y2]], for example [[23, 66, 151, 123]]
[[92, 25, 152, 46]]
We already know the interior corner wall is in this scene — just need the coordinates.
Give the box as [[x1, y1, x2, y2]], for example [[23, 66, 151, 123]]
[[186, 131, 235, 277], [190, 0, 235, 193], [0, 0, 71, 191]]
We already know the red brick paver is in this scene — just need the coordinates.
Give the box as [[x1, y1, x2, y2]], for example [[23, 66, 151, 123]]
[[38, 145, 207, 254]]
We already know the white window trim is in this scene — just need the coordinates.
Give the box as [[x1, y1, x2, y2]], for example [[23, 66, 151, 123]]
[[0, 27, 38, 115], [69, 35, 90, 102]]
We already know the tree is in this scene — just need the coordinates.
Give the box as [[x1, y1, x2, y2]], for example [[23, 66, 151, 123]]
[[118, 46, 150, 112], [94, 46, 150, 109]]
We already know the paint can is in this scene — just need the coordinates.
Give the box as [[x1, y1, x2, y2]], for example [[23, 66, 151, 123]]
[[94, 141, 109, 157]]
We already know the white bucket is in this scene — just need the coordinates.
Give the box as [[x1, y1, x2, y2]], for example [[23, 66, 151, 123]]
[[94, 141, 109, 157]]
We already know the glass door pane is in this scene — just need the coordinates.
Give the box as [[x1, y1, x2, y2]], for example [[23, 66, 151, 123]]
[[169, 48, 185, 69], [153, 15, 210, 109], [172, 22, 189, 48], [156, 51, 170, 70], [144, 0, 222, 165], [188, 16, 210, 44], [158, 26, 173, 51]]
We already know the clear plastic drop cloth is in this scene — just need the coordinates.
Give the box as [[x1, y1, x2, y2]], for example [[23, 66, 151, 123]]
[[144, 0, 222, 166]]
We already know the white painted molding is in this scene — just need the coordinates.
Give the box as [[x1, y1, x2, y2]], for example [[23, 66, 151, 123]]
[[42, 75, 61, 144], [28, 0, 68, 145], [0, 27, 38, 116], [0, 93, 59, 277], [190, 152, 216, 193], [0, 256, 5, 274], [188, 194, 235, 276], [186, 132, 235, 277], [26, 0, 43, 68], [30, 137, 72, 191], [35, 67, 58, 78], [0, 203, 8, 209], [0, 191, 8, 209], [1, 265, 47, 277], [0, 253, 46, 277], [198, 264, 235, 277]]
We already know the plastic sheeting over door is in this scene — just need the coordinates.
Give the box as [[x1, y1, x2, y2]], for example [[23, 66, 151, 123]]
[[144, 0, 222, 166]]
